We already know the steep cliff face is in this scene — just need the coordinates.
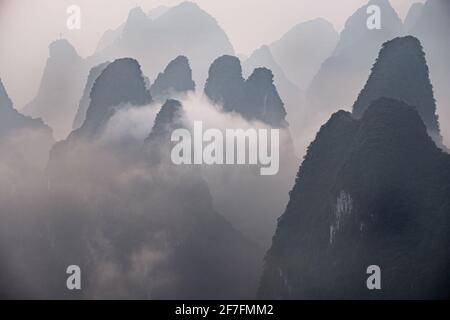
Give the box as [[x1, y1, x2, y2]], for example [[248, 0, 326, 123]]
[[205, 55, 287, 127], [150, 56, 195, 102], [352, 36, 442, 145], [260, 98, 450, 299]]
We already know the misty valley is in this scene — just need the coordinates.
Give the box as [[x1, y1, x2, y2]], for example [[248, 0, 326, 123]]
[[0, 0, 450, 300]]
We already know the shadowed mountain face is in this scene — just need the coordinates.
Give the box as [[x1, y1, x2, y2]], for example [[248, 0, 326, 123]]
[[41, 97, 263, 299], [93, 2, 234, 88], [269, 18, 339, 90], [259, 98, 450, 299], [74, 58, 152, 139], [410, 0, 450, 146], [307, 0, 404, 118], [72, 62, 110, 131], [22, 39, 88, 139], [205, 55, 287, 127], [150, 56, 195, 102], [353, 36, 442, 145]]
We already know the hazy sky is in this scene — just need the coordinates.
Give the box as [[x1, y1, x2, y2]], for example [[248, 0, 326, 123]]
[[0, 0, 423, 107]]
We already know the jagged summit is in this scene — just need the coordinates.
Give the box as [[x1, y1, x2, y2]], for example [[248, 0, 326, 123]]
[[150, 56, 195, 101], [76, 58, 152, 138], [259, 97, 450, 299], [205, 55, 286, 127], [352, 36, 441, 144]]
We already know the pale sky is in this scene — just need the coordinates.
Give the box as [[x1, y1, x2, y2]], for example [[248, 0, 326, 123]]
[[0, 0, 423, 107]]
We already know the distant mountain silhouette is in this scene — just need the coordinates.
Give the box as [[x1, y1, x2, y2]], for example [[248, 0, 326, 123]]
[[72, 62, 110, 130], [307, 0, 403, 117], [22, 39, 88, 139], [147, 5, 170, 19], [259, 98, 450, 299], [92, 2, 234, 88], [410, 0, 450, 146], [0, 78, 52, 138], [150, 56, 195, 102], [404, 2, 424, 30], [353, 36, 442, 145], [269, 18, 339, 90], [205, 55, 287, 127]]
